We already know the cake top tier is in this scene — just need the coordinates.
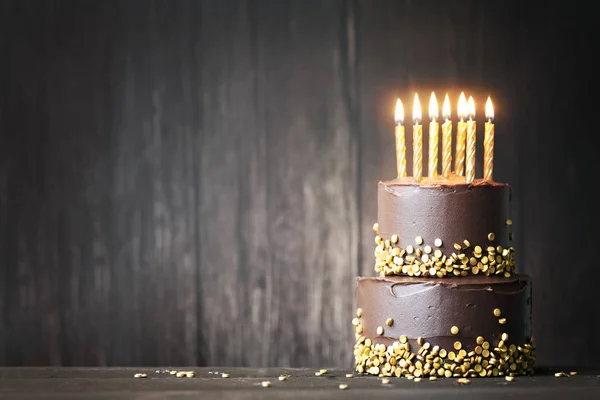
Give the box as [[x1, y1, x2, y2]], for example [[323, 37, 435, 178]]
[[374, 178, 514, 278]]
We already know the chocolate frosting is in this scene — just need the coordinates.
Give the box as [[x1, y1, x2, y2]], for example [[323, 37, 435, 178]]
[[357, 275, 531, 351], [378, 178, 512, 258]]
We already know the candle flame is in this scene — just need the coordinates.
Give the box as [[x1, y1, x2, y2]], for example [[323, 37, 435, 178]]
[[467, 96, 476, 120], [413, 93, 422, 124], [457, 92, 467, 120], [442, 94, 451, 120], [428, 92, 439, 121], [485, 97, 494, 121], [395, 98, 404, 124]]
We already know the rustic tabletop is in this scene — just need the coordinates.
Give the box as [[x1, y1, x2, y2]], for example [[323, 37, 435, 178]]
[[1, 367, 599, 399]]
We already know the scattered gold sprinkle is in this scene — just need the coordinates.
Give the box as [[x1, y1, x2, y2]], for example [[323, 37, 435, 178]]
[[386, 318, 394, 327], [505, 376, 515, 381], [315, 372, 323, 376], [339, 384, 348, 390], [506, 219, 513, 226], [320, 369, 328, 374], [555, 372, 569, 377], [345, 373, 353, 378], [502, 333, 509, 341], [352, 318, 360, 326], [570, 371, 577, 375], [169, 371, 177, 375], [463, 239, 471, 247], [476, 336, 484, 345], [278, 375, 287, 381], [445, 370, 453, 378], [186, 372, 195, 378], [499, 318, 507, 325], [429, 376, 438, 381], [488, 232, 496, 241], [381, 378, 391, 384], [221, 373, 230, 378], [399, 335, 408, 343], [434, 238, 443, 247], [454, 243, 462, 251], [493, 308, 502, 317], [451, 326, 459, 335], [407, 245, 414, 254], [415, 236, 424, 245], [424, 245, 432, 254], [373, 222, 379, 232], [417, 337, 424, 345], [391, 234, 399, 244], [261, 381, 271, 387], [176, 372, 186, 378], [414, 377, 422, 382], [377, 326, 384, 335], [134, 373, 147, 378], [457, 378, 471, 385], [356, 308, 363, 317], [454, 341, 462, 350]]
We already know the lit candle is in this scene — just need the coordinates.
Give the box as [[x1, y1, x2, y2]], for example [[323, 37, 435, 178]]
[[413, 93, 423, 182], [465, 96, 476, 183], [428, 92, 439, 178], [455, 92, 467, 176], [484, 97, 495, 181], [441, 94, 452, 178], [394, 99, 407, 178]]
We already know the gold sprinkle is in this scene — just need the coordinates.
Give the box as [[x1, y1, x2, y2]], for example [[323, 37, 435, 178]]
[[373, 222, 379, 232], [444, 370, 453, 378], [453, 341, 462, 350], [439, 349, 447, 358], [169, 371, 177, 375], [502, 333, 509, 341], [463, 239, 471, 248], [176, 372, 186, 378], [391, 234, 399, 244], [499, 318, 507, 325], [345, 373, 354, 378], [399, 335, 408, 344], [407, 245, 414, 254], [451, 326, 459, 335], [456, 378, 470, 385], [555, 372, 568, 377], [434, 238, 443, 247], [506, 219, 513, 226], [415, 236, 424, 245], [356, 308, 363, 317], [476, 336, 484, 345], [381, 378, 391, 384], [488, 232, 496, 241], [339, 383, 348, 390], [493, 308, 502, 317], [186, 372, 195, 378], [414, 377, 422, 382], [278, 375, 287, 381], [352, 318, 360, 326], [570, 371, 577, 375], [133, 373, 147, 378], [320, 369, 328, 374], [315, 372, 323, 376], [221, 373, 230, 378], [454, 243, 462, 251], [505, 376, 515, 381], [424, 245, 432, 254], [429, 376, 438, 381], [377, 326, 384, 335], [386, 318, 394, 327], [417, 337, 424, 345], [262, 381, 272, 387]]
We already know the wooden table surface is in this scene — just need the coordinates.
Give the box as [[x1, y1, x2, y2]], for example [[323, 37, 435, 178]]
[[1, 367, 600, 399]]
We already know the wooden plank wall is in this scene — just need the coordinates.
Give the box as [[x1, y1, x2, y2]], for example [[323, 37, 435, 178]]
[[0, 0, 596, 368]]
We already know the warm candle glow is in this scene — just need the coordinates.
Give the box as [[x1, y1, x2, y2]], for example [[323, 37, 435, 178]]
[[484, 97, 495, 181], [441, 94, 452, 178], [428, 92, 439, 177], [465, 96, 476, 183], [395, 99, 407, 178], [413, 94, 423, 182], [455, 92, 467, 176]]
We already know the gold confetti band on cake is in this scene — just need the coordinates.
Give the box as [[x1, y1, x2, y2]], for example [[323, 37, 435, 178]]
[[353, 332, 535, 379], [372, 224, 515, 278]]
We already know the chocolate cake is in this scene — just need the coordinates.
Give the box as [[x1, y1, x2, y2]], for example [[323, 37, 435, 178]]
[[353, 177, 535, 379]]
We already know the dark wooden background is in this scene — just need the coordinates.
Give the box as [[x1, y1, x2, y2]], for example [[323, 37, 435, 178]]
[[0, 0, 596, 368]]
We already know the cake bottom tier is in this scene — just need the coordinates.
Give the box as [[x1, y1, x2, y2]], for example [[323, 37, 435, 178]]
[[353, 275, 534, 378]]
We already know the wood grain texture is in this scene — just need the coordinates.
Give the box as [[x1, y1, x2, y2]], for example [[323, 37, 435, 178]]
[[0, 0, 597, 368]]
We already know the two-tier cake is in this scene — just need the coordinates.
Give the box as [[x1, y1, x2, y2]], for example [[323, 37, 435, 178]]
[[352, 94, 534, 380]]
